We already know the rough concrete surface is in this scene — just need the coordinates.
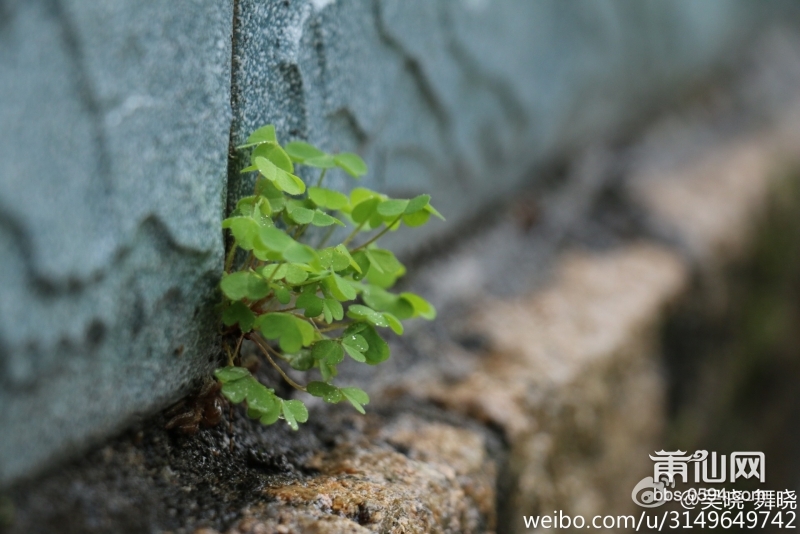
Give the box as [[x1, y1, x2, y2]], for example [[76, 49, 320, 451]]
[[230, 0, 782, 253], [4, 397, 499, 534], [222, 417, 496, 534], [0, 0, 233, 485], [396, 245, 687, 533]]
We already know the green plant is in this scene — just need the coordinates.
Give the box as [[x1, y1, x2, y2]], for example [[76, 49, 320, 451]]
[[215, 125, 442, 430]]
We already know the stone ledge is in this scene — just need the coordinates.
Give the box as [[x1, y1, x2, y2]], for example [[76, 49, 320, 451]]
[[396, 245, 686, 533], [200, 415, 496, 534]]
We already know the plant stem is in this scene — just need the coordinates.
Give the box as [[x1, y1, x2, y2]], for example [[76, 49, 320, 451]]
[[247, 334, 307, 392], [350, 215, 402, 252], [225, 345, 234, 367], [230, 333, 244, 365], [341, 221, 366, 246], [224, 241, 238, 272], [292, 224, 309, 240], [264, 261, 283, 285], [316, 225, 337, 248], [315, 168, 327, 187], [317, 322, 349, 332]]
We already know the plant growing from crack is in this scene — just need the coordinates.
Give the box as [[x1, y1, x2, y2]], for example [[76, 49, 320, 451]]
[[216, 125, 442, 430]]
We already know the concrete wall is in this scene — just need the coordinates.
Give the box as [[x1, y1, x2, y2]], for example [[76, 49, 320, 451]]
[[0, 0, 792, 486]]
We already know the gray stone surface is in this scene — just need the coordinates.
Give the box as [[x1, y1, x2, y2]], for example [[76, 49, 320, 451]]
[[0, 0, 233, 484], [0, 0, 797, 487], [229, 0, 783, 252]]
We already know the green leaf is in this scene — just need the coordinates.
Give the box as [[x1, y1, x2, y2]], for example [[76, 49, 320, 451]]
[[400, 292, 437, 320], [221, 271, 270, 301], [367, 260, 406, 289], [284, 141, 326, 162], [311, 210, 344, 227], [259, 401, 281, 425], [361, 285, 414, 320], [351, 251, 371, 280], [253, 199, 273, 223], [334, 152, 368, 178], [219, 381, 247, 403], [258, 227, 295, 252], [347, 304, 389, 328], [284, 264, 309, 285], [297, 289, 324, 317], [376, 199, 409, 218], [308, 187, 349, 211], [285, 350, 314, 371], [286, 202, 314, 224], [255, 156, 305, 195], [365, 249, 403, 276], [405, 194, 431, 214], [252, 143, 294, 174], [294, 316, 317, 347], [275, 286, 291, 304], [214, 366, 251, 383], [256, 178, 285, 206], [402, 210, 430, 227], [332, 247, 352, 272], [341, 387, 369, 414], [325, 274, 358, 301], [334, 244, 361, 273], [368, 210, 384, 230], [222, 216, 261, 251], [310, 340, 342, 362], [307, 381, 343, 403], [305, 155, 336, 169], [342, 344, 366, 363], [281, 399, 308, 430], [350, 187, 383, 206], [282, 243, 318, 264], [424, 203, 445, 220], [319, 359, 337, 381], [246, 384, 278, 414], [261, 263, 288, 280], [254, 313, 314, 354], [222, 302, 256, 332], [342, 333, 368, 352], [234, 196, 273, 220], [346, 323, 390, 365], [274, 171, 306, 196], [351, 198, 381, 224], [238, 125, 276, 148], [323, 298, 344, 322], [219, 378, 250, 403], [382, 312, 404, 335], [321, 301, 333, 323], [215, 371, 280, 424]]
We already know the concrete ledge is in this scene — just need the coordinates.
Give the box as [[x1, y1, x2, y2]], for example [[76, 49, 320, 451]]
[[218, 416, 496, 534], [398, 245, 686, 532]]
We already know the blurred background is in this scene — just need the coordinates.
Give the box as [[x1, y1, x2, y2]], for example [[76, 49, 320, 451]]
[[2, 1, 800, 532]]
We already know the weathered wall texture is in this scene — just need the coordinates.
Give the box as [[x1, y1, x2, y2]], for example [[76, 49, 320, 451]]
[[0, 0, 234, 485], [229, 0, 774, 249], [0, 0, 795, 487]]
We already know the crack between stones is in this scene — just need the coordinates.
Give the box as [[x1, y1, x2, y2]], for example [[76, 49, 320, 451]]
[[225, 0, 242, 220]]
